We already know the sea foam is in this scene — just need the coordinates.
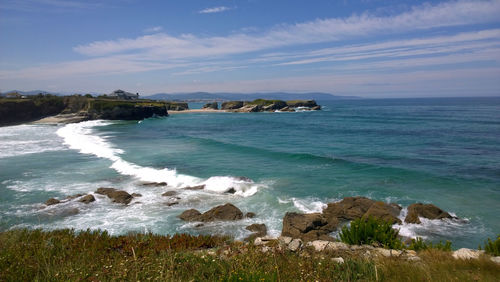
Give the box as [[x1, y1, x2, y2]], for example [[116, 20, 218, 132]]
[[56, 120, 263, 197]]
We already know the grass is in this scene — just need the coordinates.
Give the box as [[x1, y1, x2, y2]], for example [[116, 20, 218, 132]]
[[339, 217, 405, 250], [480, 235, 500, 256], [1, 229, 499, 281]]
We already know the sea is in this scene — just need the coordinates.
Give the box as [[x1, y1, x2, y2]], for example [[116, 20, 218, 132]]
[[1, 97, 499, 249]]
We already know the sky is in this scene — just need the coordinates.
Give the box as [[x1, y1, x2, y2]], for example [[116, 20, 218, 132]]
[[1, 0, 500, 97]]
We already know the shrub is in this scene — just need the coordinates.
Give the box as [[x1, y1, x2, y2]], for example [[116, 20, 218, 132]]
[[339, 217, 404, 249], [407, 237, 452, 251], [479, 235, 500, 256]]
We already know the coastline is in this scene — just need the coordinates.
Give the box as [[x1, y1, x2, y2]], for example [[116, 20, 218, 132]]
[[168, 109, 229, 114]]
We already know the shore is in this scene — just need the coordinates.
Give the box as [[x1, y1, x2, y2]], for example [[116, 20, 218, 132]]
[[168, 108, 229, 114]]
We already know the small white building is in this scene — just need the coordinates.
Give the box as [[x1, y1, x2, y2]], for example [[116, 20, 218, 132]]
[[109, 89, 139, 100]]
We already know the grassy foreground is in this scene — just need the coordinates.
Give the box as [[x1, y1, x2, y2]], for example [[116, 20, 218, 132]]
[[1, 229, 499, 281]]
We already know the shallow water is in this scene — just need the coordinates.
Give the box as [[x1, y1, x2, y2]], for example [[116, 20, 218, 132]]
[[1, 97, 499, 248]]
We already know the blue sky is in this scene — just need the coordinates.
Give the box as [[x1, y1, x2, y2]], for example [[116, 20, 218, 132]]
[[1, 0, 500, 97]]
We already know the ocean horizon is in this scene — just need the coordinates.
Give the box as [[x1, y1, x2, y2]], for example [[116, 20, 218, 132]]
[[1, 96, 499, 249]]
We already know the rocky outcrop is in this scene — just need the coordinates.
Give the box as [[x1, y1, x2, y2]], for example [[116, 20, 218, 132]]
[[164, 102, 188, 111], [245, 223, 267, 241], [362, 202, 402, 224], [323, 197, 377, 221], [286, 100, 318, 108], [202, 102, 218, 110], [178, 203, 244, 222], [162, 191, 178, 197], [87, 100, 168, 120], [405, 203, 454, 224], [78, 194, 95, 204], [183, 185, 205, 190], [234, 104, 262, 112], [281, 212, 338, 241], [221, 101, 244, 110], [141, 182, 167, 187], [45, 198, 61, 206], [95, 187, 133, 205]]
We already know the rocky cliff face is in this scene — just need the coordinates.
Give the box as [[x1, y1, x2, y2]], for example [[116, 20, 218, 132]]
[[0, 95, 170, 126], [220, 99, 320, 112]]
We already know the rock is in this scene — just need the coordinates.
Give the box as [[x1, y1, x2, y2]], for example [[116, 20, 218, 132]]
[[131, 193, 142, 197], [226, 188, 236, 194], [183, 185, 205, 190], [235, 176, 253, 182], [141, 182, 167, 187], [374, 248, 402, 257], [288, 238, 303, 251], [362, 201, 402, 224], [490, 256, 500, 264], [162, 191, 178, 197], [245, 212, 256, 218], [325, 242, 350, 251], [323, 196, 376, 221], [221, 101, 244, 110], [164, 102, 189, 111], [286, 100, 318, 108], [331, 257, 345, 264], [278, 236, 293, 245], [66, 194, 84, 200], [179, 209, 202, 221], [95, 187, 133, 205], [165, 201, 179, 207], [78, 194, 95, 204], [60, 208, 79, 217], [281, 212, 337, 241], [452, 248, 484, 260], [235, 104, 262, 112], [202, 102, 218, 110], [198, 203, 243, 222], [406, 256, 421, 261], [279, 106, 295, 112], [45, 198, 61, 206], [306, 240, 330, 252], [405, 203, 453, 224], [311, 105, 321, 111], [246, 223, 267, 234]]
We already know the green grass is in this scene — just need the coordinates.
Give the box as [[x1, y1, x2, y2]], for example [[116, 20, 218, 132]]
[[408, 237, 452, 252], [339, 217, 405, 250], [1, 229, 499, 281], [480, 235, 500, 256]]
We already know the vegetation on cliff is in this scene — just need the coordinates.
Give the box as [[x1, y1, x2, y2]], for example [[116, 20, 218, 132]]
[[1, 229, 499, 281]]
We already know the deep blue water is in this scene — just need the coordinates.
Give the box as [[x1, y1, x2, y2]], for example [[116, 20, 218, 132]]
[[1, 97, 499, 248]]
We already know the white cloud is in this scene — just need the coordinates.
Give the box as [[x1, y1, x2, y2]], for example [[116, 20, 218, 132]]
[[198, 6, 231, 14], [74, 0, 500, 58], [143, 26, 163, 33]]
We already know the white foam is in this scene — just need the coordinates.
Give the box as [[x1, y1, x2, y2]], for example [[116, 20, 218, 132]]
[[0, 124, 66, 158], [56, 120, 264, 197]]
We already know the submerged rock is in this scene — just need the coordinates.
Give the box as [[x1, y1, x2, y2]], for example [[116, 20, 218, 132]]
[[404, 203, 453, 224], [245, 212, 256, 218], [131, 193, 142, 197], [78, 194, 95, 204], [44, 198, 61, 206], [95, 187, 133, 205], [183, 185, 205, 190], [162, 191, 178, 197], [65, 194, 84, 200], [141, 182, 167, 187]]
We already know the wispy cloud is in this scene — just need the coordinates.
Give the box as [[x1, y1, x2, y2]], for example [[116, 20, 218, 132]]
[[74, 0, 500, 58], [198, 6, 231, 14], [143, 26, 163, 34]]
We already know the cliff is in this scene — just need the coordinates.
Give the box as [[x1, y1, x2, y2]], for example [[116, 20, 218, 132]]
[[0, 95, 174, 126]]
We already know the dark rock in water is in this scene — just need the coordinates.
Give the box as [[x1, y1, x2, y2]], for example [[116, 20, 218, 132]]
[[183, 185, 205, 190], [323, 197, 376, 221], [245, 212, 256, 218], [235, 176, 253, 182], [131, 193, 142, 197], [202, 102, 218, 110], [286, 100, 318, 108], [141, 182, 167, 187], [226, 188, 236, 194], [198, 203, 243, 222], [282, 212, 337, 241], [405, 203, 454, 224], [311, 105, 321, 111], [95, 187, 133, 205], [66, 194, 84, 200], [234, 104, 262, 112], [195, 223, 204, 228], [178, 203, 244, 222], [362, 201, 402, 224], [165, 201, 179, 207], [221, 101, 244, 110], [78, 194, 95, 204], [245, 223, 268, 241], [162, 191, 178, 197], [45, 198, 61, 206], [179, 209, 202, 221], [279, 106, 295, 112]]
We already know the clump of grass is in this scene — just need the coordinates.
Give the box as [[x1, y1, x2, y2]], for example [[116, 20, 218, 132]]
[[479, 235, 500, 256], [339, 217, 405, 250], [407, 237, 452, 251]]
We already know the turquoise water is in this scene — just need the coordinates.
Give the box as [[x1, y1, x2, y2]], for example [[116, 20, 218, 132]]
[[1, 97, 499, 248]]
